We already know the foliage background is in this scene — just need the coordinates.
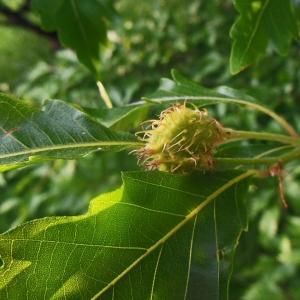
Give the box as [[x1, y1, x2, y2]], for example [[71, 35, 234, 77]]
[[0, 0, 300, 299]]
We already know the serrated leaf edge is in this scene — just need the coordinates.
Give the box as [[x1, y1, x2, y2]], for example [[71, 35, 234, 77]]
[[91, 170, 255, 299]]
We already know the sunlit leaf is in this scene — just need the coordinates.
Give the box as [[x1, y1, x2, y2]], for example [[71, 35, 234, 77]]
[[0, 170, 252, 299], [0, 93, 141, 172], [230, 0, 299, 74]]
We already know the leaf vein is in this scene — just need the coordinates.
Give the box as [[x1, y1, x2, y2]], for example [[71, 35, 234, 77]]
[[91, 170, 256, 299]]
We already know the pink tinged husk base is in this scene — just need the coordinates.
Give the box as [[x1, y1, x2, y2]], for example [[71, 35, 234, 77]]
[[134, 103, 229, 174]]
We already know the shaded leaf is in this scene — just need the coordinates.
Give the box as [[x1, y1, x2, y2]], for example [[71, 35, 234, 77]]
[[146, 69, 265, 108], [230, 0, 299, 74], [0, 93, 141, 172], [82, 102, 150, 130], [216, 142, 294, 160], [144, 70, 298, 137], [146, 70, 230, 106], [31, 0, 119, 75], [0, 170, 252, 299], [215, 142, 296, 170]]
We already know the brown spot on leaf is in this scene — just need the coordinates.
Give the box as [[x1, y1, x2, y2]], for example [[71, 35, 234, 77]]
[[4, 127, 20, 136]]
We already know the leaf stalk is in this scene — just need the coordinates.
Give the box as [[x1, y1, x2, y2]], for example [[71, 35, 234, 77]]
[[221, 128, 300, 146], [214, 148, 300, 167]]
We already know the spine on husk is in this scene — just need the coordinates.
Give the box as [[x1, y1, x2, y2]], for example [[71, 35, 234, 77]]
[[134, 102, 230, 174]]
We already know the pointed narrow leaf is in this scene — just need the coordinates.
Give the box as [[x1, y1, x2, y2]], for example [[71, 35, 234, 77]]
[[147, 69, 264, 107], [230, 0, 299, 74], [0, 93, 141, 172], [31, 0, 119, 75], [0, 170, 253, 299], [145, 69, 298, 136], [146, 70, 231, 106]]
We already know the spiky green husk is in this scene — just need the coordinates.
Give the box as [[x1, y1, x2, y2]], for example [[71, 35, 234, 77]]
[[135, 103, 226, 174]]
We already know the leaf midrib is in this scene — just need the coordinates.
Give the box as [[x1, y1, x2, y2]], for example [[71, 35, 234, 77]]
[[0, 141, 143, 159], [91, 170, 256, 299], [70, 0, 91, 56]]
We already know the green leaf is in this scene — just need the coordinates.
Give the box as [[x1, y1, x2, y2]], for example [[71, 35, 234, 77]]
[[31, 0, 119, 76], [145, 70, 298, 137], [146, 69, 260, 106], [145, 70, 231, 106], [230, 0, 299, 74], [82, 103, 150, 131], [217, 142, 294, 160], [214, 142, 297, 170], [0, 93, 141, 172], [0, 170, 253, 299]]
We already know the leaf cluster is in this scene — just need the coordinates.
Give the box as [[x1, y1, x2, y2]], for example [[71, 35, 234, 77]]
[[1, 0, 300, 299]]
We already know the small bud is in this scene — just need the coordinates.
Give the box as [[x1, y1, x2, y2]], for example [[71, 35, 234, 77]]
[[134, 102, 226, 174]]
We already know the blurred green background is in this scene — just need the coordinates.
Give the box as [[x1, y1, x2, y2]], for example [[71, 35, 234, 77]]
[[1, 0, 300, 299]]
